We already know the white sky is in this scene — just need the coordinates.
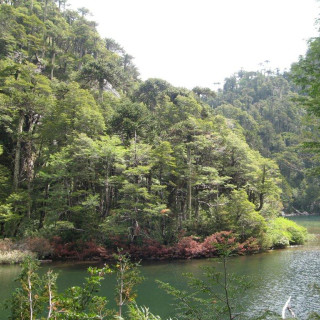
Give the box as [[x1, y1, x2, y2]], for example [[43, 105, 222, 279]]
[[67, 0, 319, 89]]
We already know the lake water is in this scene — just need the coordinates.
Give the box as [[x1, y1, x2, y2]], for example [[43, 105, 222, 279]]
[[1, 216, 320, 319]]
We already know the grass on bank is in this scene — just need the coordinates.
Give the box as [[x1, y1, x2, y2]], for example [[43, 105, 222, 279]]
[[0, 239, 35, 264]]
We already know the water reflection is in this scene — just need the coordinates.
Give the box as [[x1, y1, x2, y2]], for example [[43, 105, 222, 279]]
[[0, 264, 21, 314]]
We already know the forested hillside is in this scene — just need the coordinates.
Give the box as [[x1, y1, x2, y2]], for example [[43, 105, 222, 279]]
[[0, 0, 308, 257], [204, 70, 320, 213]]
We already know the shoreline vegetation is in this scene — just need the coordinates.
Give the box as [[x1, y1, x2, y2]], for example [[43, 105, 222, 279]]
[[0, 216, 308, 265]]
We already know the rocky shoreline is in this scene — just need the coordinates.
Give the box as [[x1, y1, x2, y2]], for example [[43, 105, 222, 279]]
[[282, 210, 316, 217]]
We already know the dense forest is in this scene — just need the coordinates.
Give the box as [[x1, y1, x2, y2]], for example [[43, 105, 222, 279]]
[[0, 0, 313, 260], [210, 69, 320, 213]]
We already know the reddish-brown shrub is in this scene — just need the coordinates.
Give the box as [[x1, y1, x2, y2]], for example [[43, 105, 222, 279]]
[[81, 241, 104, 259], [50, 231, 261, 261], [175, 236, 204, 259], [202, 231, 235, 256], [127, 239, 171, 260], [51, 237, 106, 260], [0, 239, 13, 251], [237, 237, 260, 254], [23, 237, 53, 258], [105, 235, 129, 250]]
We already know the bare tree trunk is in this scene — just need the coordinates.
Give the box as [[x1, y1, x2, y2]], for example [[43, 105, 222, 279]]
[[28, 272, 33, 320], [187, 147, 192, 220], [13, 113, 24, 191], [256, 165, 266, 211], [50, 50, 55, 80], [195, 189, 199, 219], [0, 222, 4, 237], [26, 119, 36, 218], [98, 80, 104, 102], [104, 171, 109, 218], [223, 256, 233, 320], [43, 0, 48, 21], [47, 270, 55, 319], [118, 267, 124, 318], [23, 114, 39, 218], [38, 184, 49, 230], [13, 219, 22, 237], [282, 296, 295, 319], [134, 130, 137, 165]]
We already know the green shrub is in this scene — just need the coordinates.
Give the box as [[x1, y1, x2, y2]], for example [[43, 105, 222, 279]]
[[267, 217, 307, 248]]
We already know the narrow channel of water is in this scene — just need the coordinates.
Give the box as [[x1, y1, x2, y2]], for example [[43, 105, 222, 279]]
[[0, 216, 319, 319]]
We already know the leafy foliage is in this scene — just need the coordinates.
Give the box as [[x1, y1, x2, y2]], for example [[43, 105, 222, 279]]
[[266, 217, 307, 248], [0, 0, 308, 257], [6, 255, 155, 320]]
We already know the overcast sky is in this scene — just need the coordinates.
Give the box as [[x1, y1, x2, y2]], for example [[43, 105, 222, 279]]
[[67, 0, 319, 89]]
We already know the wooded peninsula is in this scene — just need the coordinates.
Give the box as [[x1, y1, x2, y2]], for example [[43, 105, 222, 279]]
[[0, 0, 318, 264]]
